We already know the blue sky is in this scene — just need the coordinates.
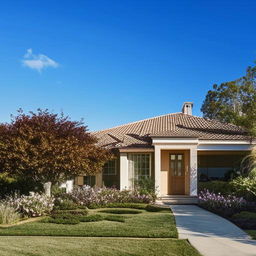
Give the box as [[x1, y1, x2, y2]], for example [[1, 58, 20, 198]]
[[0, 0, 255, 131]]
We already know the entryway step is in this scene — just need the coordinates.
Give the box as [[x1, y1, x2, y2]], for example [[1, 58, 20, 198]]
[[157, 195, 198, 205]]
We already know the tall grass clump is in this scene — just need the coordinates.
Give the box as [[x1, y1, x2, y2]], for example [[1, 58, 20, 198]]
[[0, 204, 20, 224]]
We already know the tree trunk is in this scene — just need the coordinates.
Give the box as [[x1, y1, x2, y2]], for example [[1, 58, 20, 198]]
[[44, 182, 52, 196]]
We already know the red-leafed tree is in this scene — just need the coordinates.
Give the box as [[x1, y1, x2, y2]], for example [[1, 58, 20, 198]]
[[0, 109, 111, 195]]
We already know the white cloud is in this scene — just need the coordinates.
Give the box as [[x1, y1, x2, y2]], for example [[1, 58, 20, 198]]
[[22, 48, 59, 72]]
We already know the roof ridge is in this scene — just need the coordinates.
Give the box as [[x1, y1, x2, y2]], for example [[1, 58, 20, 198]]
[[92, 112, 183, 133]]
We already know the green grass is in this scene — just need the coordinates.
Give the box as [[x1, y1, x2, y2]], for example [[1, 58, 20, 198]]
[[0, 236, 201, 256], [0, 207, 177, 238], [104, 215, 126, 222], [246, 230, 256, 240]]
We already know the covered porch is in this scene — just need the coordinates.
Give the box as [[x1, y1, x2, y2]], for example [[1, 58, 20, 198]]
[[154, 139, 198, 198]]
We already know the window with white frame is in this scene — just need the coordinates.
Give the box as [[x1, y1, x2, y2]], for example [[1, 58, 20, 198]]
[[128, 154, 151, 187], [103, 159, 117, 175]]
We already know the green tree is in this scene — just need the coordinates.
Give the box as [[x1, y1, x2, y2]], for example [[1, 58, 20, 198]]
[[201, 64, 256, 136], [0, 109, 111, 195]]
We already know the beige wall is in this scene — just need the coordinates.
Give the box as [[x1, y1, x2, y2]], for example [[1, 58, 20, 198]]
[[160, 150, 190, 195], [75, 176, 84, 186]]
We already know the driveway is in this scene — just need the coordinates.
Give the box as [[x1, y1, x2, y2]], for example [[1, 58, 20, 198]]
[[170, 205, 256, 256]]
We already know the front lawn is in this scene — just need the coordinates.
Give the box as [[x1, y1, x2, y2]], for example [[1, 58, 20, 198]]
[[0, 207, 177, 238], [0, 236, 200, 256]]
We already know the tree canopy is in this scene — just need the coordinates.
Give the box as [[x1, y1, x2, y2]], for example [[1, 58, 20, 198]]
[[201, 64, 256, 136], [0, 109, 111, 188]]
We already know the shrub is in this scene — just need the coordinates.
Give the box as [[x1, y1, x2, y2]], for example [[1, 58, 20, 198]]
[[99, 209, 142, 214], [198, 181, 233, 196], [199, 190, 246, 217], [43, 217, 80, 225], [145, 205, 169, 212], [231, 211, 256, 229], [105, 203, 147, 209], [51, 213, 77, 219], [199, 179, 256, 202], [104, 215, 125, 222], [0, 173, 43, 199], [52, 209, 88, 216], [134, 177, 157, 201], [232, 211, 256, 220], [79, 214, 104, 222], [230, 177, 256, 201], [4, 193, 54, 217], [0, 204, 20, 224], [69, 186, 155, 208], [54, 199, 78, 210]]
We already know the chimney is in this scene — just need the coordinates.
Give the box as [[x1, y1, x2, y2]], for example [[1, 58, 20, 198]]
[[182, 102, 193, 115]]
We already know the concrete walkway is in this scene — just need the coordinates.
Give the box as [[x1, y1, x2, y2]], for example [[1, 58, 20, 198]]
[[170, 205, 256, 256]]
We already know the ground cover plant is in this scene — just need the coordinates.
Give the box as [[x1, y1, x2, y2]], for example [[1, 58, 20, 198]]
[[95, 202, 147, 209], [99, 209, 142, 214]]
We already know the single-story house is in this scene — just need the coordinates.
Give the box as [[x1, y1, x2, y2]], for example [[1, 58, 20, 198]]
[[72, 102, 255, 201]]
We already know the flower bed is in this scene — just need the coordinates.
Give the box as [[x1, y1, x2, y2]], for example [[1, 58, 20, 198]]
[[2, 193, 54, 217], [67, 186, 155, 208], [198, 189, 247, 217]]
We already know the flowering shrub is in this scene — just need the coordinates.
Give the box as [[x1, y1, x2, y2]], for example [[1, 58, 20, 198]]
[[3, 193, 54, 217], [199, 189, 246, 217], [69, 186, 155, 207]]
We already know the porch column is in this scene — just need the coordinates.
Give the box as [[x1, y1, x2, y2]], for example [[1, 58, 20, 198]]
[[189, 146, 198, 196], [120, 153, 129, 190], [154, 146, 161, 196], [66, 180, 74, 193]]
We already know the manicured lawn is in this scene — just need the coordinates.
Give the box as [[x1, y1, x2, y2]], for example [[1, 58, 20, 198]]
[[0, 208, 177, 238], [246, 230, 256, 240], [0, 206, 201, 255], [0, 236, 201, 256]]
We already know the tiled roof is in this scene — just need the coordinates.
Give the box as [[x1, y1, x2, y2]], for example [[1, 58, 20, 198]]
[[93, 113, 250, 149]]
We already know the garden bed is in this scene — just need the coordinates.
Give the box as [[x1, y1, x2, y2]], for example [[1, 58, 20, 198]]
[[198, 189, 256, 240], [0, 206, 177, 238]]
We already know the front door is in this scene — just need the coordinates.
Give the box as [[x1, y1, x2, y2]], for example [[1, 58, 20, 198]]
[[169, 154, 185, 195]]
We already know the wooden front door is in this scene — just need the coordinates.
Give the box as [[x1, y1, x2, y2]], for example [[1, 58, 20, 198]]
[[169, 154, 185, 195]]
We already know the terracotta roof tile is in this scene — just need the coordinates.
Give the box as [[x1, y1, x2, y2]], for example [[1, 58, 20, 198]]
[[93, 113, 250, 149]]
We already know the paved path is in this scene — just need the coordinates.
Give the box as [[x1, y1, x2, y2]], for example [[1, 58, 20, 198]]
[[170, 205, 256, 256]]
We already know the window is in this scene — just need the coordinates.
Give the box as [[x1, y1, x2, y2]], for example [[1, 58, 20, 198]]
[[128, 154, 151, 187], [83, 176, 96, 187], [170, 154, 184, 176], [198, 153, 246, 181], [103, 159, 117, 175]]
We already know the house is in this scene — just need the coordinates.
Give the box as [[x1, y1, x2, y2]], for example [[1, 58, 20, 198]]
[[73, 102, 255, 200]]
